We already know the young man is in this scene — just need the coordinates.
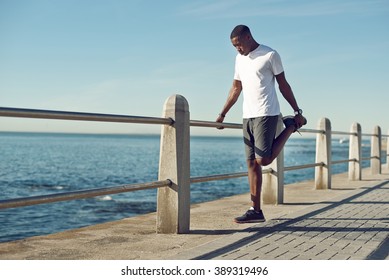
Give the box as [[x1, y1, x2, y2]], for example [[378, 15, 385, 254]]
[[216, 25, 307, 223]]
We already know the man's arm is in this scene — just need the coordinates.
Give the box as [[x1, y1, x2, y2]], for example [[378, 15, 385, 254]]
[[275, 72, 305, 127], [216, 79, 242, 127]]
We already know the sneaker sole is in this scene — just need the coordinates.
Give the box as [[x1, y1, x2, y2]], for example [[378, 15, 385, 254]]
[[234, 218, 266, 224]]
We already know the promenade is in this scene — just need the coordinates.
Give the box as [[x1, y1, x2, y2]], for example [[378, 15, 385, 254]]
[[0, 167, 388, 260]]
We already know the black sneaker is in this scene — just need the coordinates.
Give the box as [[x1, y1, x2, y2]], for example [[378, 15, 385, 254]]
[[282, 115, 297, 131], [282, 115, 307, 134], [234, 208, 266, 223]]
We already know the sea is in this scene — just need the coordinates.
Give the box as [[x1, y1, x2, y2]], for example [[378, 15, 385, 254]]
[[0, 132, 381, 243]]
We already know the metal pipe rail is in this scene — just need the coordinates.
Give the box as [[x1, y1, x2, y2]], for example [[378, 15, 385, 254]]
[[0, 180, 172, 210], [284, 162, 324, 172], [361, 157, 373, 161], [362, 156, 379, 160], [190, 120, 242, 129], [189, 169, 271, 184], [298, 128, 325, 134], [0, 170, 275, 210], [283, 159, 358, 173], [0, 107, 172, 126], [331, 159, 356, 165], [332, 130, 357, 136]]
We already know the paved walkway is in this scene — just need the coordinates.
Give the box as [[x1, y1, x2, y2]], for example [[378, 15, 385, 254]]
[[173, 179, 389, 260], [1, 168, 388, 260]]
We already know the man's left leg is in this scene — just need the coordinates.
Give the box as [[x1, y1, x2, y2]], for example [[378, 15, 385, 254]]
[[247, 158, 262, 212]]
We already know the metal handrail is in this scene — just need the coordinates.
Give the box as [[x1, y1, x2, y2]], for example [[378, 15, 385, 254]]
[[0, 107, 173, 126], [190, 169, 272, 184], [299, 128, 325, 134], [331, 159, 355, 165], [284, 162, 324, 172], [332, 131, 357, 136], [190, 120, 242, 129], [0, 180, 172, 210], [1, 106, 386, 137]]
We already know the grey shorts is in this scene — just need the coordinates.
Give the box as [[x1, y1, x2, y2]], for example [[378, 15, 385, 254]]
[[243, 115, 279, 160]]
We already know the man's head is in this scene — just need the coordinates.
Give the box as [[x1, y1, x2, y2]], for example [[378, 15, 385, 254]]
[[230, 25, 257, 56]]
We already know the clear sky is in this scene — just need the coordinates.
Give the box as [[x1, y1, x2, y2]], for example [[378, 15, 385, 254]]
[[1, 0, 388, 136]]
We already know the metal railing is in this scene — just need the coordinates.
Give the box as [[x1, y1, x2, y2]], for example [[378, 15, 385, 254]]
[[0, 180, 172, 210], [0, 95, 388, 234], [0, 107, 173, 125]]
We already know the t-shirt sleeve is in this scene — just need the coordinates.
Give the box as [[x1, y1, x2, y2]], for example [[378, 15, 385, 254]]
[[270, 50, 284, 75]]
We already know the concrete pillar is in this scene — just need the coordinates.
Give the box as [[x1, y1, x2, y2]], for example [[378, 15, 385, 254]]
[[387, 129, 389, 169], [348, 122, 362, 180], [371, 126, 382, 174], [262, 115, 284, 205], [157, 95, 190, 234], [315, 118, 332, 189]]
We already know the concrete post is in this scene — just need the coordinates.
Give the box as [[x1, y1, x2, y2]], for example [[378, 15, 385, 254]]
[[157, 95, 190, 234], [348, 122, 362, 180], [387, 129, 389, 169], [371, 126, 382, 174], [262, 115, 284, 205], [315, 118, 332, 189]]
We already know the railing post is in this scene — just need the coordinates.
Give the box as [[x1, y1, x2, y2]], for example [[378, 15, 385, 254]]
[[157, 95, 190, 234], [387, 129, 389, 169], [371, 125, 382, 174], [348, 122, 362, 180], [315, 118, 332, 189], [262, 115, 284, 205]]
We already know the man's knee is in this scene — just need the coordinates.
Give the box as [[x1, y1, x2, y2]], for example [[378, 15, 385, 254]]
[[255, 157, 273, 166]]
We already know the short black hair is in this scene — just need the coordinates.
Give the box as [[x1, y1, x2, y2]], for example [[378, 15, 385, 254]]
[[230, 25, 251, 39]]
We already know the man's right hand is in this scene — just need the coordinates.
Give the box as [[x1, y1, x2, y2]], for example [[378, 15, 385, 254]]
[[216, 115, 225, 130], [294, 114, 307, 129]]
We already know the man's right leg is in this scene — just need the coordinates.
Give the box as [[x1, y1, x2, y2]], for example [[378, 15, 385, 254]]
[[259, 115, 307, 166], [264, 124, 294, 165]]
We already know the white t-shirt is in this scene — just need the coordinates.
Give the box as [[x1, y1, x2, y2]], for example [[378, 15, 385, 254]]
[[234, 44, 284, 118]]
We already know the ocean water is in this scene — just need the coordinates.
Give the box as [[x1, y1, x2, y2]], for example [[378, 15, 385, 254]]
[[0, 132, 378, 242]]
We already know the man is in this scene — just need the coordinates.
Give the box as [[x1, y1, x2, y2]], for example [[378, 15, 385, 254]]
[[216, 25, 307, 223]]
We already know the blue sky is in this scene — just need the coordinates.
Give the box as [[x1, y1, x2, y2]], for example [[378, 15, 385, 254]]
[[1, 0, 388, 136]]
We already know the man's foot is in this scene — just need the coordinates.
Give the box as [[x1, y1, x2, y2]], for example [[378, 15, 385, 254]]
[[282, 115, 307, 133], [282, 116, 297, 131], [234, 207, 266, 223]]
